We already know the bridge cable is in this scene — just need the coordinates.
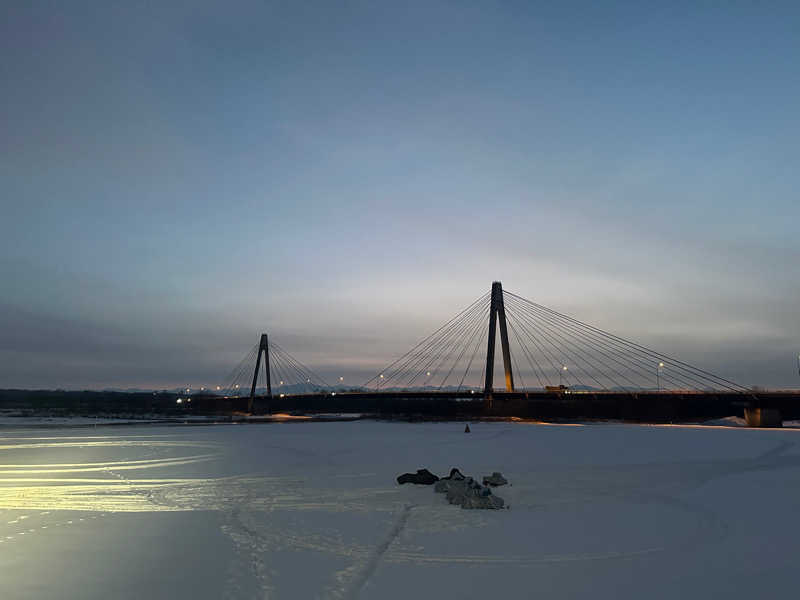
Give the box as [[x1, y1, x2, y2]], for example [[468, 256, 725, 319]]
[[505, 291, 743, 392], [505, 293, 700, 391], [270, 342, 330, 392], [457, 319, 490, 391], [505, 295, 639, 391], [504, 297, 627, 391], [364, 291, 490, 388], [389, 302, 486, 389], [368, 292, 489, 388], [509, 330, 527, 390], [506, 317, 547, 389], [505, 293, 700, 390], [220, 343, 257, 393], [269, 348, 294, 392], [423, 303, 489, 389], [438, 306, 491, 389], [508, 294, 642, 391], [222, 343, 259, 396], [380, 294, 489, 388], [503, 303, 578, 388], [405, 303, 489, 389], [270, 341, 331, 388], [268, 346, 307, 393], [506, 290, 748, 392], [375, 294, 489, 389]]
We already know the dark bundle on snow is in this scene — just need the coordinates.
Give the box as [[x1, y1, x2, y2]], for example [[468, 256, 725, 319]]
[[434, 468, 505, 509], [433, 467, 465, 492], [443, 468, 465, 480], [398, 467, 508, 509], [438, 476, 505, 509], [483, 472, 508, 487], [396, 468, 440, 485]]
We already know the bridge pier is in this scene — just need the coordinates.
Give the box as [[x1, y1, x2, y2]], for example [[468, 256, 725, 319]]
[[744, 407, 782, 428], [484, 281, 514, 410], [248, 333, 272, 414]]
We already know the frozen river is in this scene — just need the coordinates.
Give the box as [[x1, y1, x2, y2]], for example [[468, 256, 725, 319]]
[[1, 419, 799, 599]]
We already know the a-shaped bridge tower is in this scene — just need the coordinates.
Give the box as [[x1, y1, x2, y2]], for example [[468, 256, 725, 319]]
[[484, 281, 514, 395]]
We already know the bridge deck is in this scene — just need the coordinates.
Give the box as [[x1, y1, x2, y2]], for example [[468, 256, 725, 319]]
[[193, 390, 800, 422]]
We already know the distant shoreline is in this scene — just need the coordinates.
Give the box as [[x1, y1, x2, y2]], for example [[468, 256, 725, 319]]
[[3, 388, 800, 426]]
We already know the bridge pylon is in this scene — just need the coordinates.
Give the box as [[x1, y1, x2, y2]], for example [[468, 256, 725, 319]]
[[484, 281, 515, 404], [248, 333, 272, 413]]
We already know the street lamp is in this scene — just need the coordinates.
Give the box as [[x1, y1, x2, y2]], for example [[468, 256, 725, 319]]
[[378, 373, 384, 390], [657, 362, 665, 391], [560, 365, 568, 387]]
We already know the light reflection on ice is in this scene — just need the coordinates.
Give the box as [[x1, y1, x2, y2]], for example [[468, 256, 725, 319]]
[[0, 434, 222, 512]]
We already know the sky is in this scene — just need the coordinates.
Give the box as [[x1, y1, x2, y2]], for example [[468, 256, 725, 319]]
[[1, 0, 798, 390]]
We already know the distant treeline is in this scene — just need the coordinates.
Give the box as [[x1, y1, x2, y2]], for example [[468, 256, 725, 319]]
[[0, 389, 184, 416], [2, 389, 798, 423]]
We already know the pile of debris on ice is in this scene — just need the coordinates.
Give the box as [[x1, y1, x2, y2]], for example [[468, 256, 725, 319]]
[[397, 467, 509, 509]]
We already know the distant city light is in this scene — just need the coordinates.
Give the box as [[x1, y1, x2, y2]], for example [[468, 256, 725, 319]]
[[176, 398, 183, 404]]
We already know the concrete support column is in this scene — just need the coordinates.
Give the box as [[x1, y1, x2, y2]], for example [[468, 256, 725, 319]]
[[484, 281, 515, 397], [249, 333, 271, 413], [744, 407, 782, 428]]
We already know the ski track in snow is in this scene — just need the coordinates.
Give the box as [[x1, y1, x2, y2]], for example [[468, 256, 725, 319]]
[[327, 504, 415, 600]]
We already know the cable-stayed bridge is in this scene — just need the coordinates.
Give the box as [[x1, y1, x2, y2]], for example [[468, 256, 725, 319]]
[[208, 282, 796, 426]]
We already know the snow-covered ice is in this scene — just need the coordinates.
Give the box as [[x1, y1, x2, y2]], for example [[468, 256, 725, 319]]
[[2, 419, 800, 599]]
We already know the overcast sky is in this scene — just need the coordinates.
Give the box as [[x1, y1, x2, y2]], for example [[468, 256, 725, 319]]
[[1, 1, 798, 390]]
